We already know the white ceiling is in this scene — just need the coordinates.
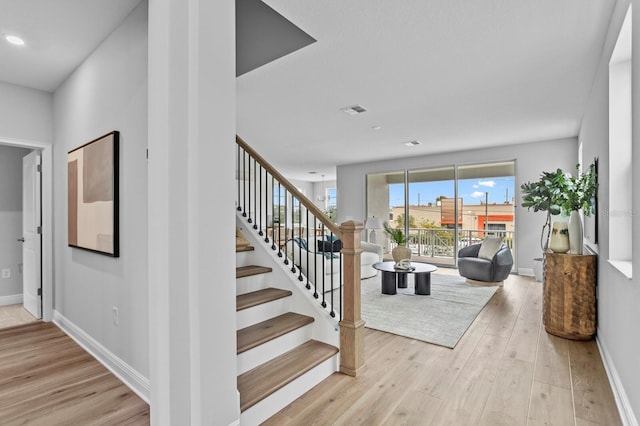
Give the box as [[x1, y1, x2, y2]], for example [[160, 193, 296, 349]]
[[237, 0, 616, 181], [0, 0, 141, 92], [1, 1, 616, 182]]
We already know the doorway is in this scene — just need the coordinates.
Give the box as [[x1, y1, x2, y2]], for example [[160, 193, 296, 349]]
[[0, 138, 53, 324]]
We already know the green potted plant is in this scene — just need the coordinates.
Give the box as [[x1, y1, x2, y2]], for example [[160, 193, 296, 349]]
[[521, 163, 597, 255], [520, 168, 564, 252], [383, 222, 411, 262]]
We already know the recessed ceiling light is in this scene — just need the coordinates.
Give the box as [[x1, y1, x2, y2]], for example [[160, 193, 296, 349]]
[[340, 104, 367, 115], [308, 171, 318, 174], [372, 125, 382, 130], [403, 140, 421, 147], [5, 35, 25, 46]]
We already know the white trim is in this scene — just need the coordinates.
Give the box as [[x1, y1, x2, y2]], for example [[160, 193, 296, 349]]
[[53, 310, 150, 403], [596, 332, 639, 426], [518, 267, 534, 277], [0, 136, 53, 322], [0, 294, 23, 306], [607, 259, 633, 279]]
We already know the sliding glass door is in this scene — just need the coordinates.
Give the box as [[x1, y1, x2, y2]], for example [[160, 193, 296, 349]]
[[366, 161, 515, 269], [407, 167, 456, 265], [457, 162, 516, 268]]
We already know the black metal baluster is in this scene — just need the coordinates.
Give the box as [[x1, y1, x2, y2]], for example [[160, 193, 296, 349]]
[[242, 150, 247, 217], [264, 169, 273, 243], [247, 154, 252, 224], [257, 164, 263, 235], [322, 230, 332, 309], [250, 158, 257, 228], [236, 145, 242, 211], [282, 189, 288, 262], [300, 210, 307, 282], [331, 250, 340, 319], [277, 183, 283, 257], [315, 224, 323, 300], [270, 176, 277, 250]]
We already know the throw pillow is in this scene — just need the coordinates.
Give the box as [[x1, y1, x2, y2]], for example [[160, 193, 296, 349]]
[[317, 239, 342, 253], [477, 236, 503, 260]]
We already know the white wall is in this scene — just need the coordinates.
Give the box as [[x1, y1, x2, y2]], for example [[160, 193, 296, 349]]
[[0, 81, 51, 304], [579, 0, 640, 423], [147, 0, 238, 423], [0, 82, 52, 143], [52, 1, 149, 378], [337, 137, 577, 273], [0, 145, 31, 299]]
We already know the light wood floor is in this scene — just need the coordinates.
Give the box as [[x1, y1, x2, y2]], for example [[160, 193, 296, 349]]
[[264, 272, 622, 426], [0, 303, 37, 329], [0, 321, 149, 425]]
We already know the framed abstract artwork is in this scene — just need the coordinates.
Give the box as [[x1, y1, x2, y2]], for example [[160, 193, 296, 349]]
[[67, 131, 119, 257]]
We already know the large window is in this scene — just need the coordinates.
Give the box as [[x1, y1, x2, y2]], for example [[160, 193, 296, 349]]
[[608, 4, 632, 277], [366, 162, 515, 268]]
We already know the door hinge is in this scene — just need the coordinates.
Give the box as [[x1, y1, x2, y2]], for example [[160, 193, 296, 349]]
[[37, 288, 42, 296], [37, 164, 41, 172], [37, 226, 42, 234]]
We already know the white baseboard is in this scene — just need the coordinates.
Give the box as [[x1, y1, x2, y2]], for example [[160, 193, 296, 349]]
[[0, 294, 23, 306], [518, 268, 534, 277], [596, 331, 639, 426], [53, 310, 150, 403]]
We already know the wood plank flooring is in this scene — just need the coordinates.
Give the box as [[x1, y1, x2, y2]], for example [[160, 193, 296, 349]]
[[264, 272, 622, 426], [0, 321, 149, 425]]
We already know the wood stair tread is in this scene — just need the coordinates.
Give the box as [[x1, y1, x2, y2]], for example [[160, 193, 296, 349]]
[[237, 288, 292, 312], [236, 245, 255, 253], [237, 313, 314, 354], [238, 340, 338, 412], [236, 265, 272, 278]]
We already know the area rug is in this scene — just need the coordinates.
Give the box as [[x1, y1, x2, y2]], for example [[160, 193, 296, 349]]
[[361, 273, 499, 348]]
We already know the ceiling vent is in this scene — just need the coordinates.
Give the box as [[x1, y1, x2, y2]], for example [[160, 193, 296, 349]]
[[340, 104, 367, 115], [403, 140, 422, 147]]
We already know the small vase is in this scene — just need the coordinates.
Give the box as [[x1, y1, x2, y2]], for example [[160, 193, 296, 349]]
[[392, 245, 412, 263], [568, 211, 583, 254], [549, 222, 570, 253]]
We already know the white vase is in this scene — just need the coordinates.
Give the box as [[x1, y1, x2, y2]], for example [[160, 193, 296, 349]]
[[568, 210, 583, 254], [549, 222, 570, 253]]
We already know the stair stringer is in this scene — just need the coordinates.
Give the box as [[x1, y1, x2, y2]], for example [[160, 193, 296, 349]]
[[236, 217, 340, 350]]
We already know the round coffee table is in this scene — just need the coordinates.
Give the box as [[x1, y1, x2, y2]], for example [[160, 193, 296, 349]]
[[372, 261, 438, 295]]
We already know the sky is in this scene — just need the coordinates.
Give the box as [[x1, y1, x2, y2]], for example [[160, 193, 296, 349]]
[[389, 176, 515, 207]]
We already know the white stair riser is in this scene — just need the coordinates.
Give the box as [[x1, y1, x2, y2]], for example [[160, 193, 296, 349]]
[[237, 324, 312, 375], [236, 297, 292, 330], [236, 250, 263, 267], [240, 355, 339, 425], [236, 274, 271, 295]]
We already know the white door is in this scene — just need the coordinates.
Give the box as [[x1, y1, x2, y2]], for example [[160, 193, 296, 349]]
[[22, 151, 41, 318]]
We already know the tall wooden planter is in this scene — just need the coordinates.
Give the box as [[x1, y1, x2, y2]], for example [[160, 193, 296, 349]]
[[542, 253, 597, 340]]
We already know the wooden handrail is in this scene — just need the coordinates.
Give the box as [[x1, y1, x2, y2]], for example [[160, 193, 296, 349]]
[[236, 135, 342, 237]]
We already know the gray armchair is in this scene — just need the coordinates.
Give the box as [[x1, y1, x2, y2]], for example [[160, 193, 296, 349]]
[[458, 242, 513, 282]]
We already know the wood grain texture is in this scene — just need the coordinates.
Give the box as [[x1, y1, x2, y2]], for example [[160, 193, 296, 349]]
[[236, 265, 273, 278], [543, 253, 597, 340], [237, 312, 313, 354], [236, 288, 292, 311], [265, 272, 621, 425], [238, 340, 338, 412], [0, 321, 149, 425]]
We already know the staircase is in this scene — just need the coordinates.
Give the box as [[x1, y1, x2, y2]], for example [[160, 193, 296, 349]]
[[236, 229, 339, 425]]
